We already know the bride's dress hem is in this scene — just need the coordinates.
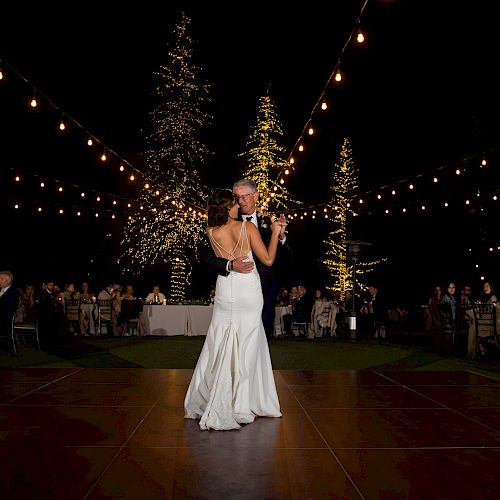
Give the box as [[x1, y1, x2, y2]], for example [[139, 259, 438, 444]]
[[184, 244, 281, 432]]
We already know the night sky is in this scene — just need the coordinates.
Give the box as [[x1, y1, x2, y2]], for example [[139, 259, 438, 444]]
[[1, 0, 499, 303]]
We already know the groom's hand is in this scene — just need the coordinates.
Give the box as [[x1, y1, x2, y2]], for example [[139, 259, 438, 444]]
[[232, 256, 254, 274]]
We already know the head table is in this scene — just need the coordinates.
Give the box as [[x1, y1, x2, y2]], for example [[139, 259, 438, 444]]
[[142, 304, 214, 336]]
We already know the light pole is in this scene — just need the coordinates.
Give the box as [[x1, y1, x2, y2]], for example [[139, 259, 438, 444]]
[[344, 240, 373, 341]]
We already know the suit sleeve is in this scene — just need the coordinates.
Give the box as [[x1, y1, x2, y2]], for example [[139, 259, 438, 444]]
[[199, 244, 229, 277]]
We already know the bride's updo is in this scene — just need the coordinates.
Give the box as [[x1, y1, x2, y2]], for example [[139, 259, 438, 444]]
[[207, 188, 235, 227]]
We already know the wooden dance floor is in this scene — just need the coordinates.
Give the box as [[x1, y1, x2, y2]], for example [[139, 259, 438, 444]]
[[0, 368, 499, 499]]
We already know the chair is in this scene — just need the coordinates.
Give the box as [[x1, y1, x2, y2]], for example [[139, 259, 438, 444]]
[[119, 298, 143, 336], [64, 298, 81, 335], [291, 298, 308, 337], [432, 302, 456, 354], [1, 316, 18, 354], [13, 315, 40, 351], [97, 299, 113, 335], [471, 301, 498, 359]]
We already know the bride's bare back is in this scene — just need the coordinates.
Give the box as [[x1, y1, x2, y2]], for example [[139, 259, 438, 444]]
[[208, 219, 280, 267]]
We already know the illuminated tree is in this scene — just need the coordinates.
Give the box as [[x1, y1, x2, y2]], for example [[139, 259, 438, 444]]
[[120, 12, 212, 300], [240, 91, 295, 212], [323, 138, 381, 295]]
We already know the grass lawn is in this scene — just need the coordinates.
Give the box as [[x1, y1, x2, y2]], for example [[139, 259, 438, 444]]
[[1, 335, 499, 380]]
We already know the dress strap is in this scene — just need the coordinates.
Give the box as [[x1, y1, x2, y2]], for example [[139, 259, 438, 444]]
[[208, 223, 246, 259]]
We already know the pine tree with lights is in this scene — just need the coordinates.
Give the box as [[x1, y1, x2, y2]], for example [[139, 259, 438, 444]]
[[323, 138, 382, 296], [240, 91, 296, 212], [120, 13, 212, 301]]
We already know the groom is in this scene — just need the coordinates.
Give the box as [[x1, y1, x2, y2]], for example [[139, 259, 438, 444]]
[[203, 179, 289, 338]]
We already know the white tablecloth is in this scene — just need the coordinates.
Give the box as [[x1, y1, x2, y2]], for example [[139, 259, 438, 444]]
[[143, 304, 213, 336]]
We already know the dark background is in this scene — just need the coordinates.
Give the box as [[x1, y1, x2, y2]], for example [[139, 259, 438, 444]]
[[1, 0, 499, 304]]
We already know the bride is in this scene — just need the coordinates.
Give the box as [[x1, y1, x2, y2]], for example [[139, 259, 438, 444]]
[[184, 188, 284, 430]]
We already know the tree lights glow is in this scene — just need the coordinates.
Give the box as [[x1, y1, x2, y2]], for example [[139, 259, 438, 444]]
[[322, 138, 382, 296], [240, 92, 295, 213], [120, 13, 212, 301]]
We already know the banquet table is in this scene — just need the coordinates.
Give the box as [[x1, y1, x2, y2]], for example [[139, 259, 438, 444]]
[[143, 304, 214, 336]]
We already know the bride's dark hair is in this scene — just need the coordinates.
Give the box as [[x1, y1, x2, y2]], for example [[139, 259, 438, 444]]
[[207, 188, 235, 227]]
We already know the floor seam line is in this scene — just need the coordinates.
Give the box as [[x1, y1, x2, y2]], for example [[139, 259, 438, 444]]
[[373, 371, 500, 436], [2, 367, 86, 404], [281, 371, 367, 500], [82, 396, 161, 499]]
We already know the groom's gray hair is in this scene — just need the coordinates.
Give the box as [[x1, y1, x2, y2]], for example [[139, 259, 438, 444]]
[[232, 179, 257, 192]]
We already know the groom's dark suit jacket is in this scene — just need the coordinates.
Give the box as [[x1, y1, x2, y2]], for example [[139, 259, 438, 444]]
[[202, 215, 291, 336]]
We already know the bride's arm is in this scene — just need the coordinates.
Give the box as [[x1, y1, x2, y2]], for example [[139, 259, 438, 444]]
[[247, 221, 281, 266]]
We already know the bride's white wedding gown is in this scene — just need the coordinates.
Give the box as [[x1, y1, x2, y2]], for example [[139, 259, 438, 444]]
[[184, 223, 281, 430]]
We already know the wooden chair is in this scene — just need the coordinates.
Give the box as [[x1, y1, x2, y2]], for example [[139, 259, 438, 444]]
[[471, 301, 498, 359], [64, 298, 81, 335], [97, 299, 113, 335]]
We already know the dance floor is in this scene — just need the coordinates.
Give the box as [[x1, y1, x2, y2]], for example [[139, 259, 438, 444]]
[[0, 368, 499, 499]]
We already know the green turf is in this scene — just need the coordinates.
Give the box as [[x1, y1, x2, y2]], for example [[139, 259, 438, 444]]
[[1, 335, 499, 379]]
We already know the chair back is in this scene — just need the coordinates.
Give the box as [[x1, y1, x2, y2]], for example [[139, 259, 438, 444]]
[[472, 301, 497, 337], [120, 298, 142, 321], [65, 298, 81, 321], [97, 299, 113, 319]]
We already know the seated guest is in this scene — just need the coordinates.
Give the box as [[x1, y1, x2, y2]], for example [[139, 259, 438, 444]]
[[122, 284, 136, 300], [276, 287, 291, 306], [97, 282, 116, 302], [308, 288, 337, 339], [359, 283, 387, 338], [76, 282, 93, 303], [62, 282, 77, 302], [38, 280, 57, 346], [439, 281, 458, 331], [145, 285, 166, 303], [0, 271, 20, 337], [480, 281, 497, 304], [53, 284, 66, 338], [23, 283, 38, 323]]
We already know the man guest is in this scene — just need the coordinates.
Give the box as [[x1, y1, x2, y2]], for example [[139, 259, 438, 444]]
[[202, 179, 290, 338], [0, 271, 20, 338]]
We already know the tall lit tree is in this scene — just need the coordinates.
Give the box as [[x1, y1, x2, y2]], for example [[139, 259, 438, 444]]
[[323, 138, 381, 296], [240, 91, 295, 212], [120, 12, 212, 300]]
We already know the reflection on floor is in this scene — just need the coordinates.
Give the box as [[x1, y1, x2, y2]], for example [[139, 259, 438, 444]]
[[0, 368, 499, 499]]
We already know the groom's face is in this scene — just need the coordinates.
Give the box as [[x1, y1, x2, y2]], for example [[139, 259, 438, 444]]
[[234, 186, 258, 216]]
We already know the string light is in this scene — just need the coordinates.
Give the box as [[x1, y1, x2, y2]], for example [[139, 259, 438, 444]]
[[334, 61, 342, 82], [355, 19, 365, 44]]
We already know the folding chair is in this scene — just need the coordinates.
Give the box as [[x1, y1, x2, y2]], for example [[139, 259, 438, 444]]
[[0, 316, 18, 354], [13, 315, 40, 350]]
